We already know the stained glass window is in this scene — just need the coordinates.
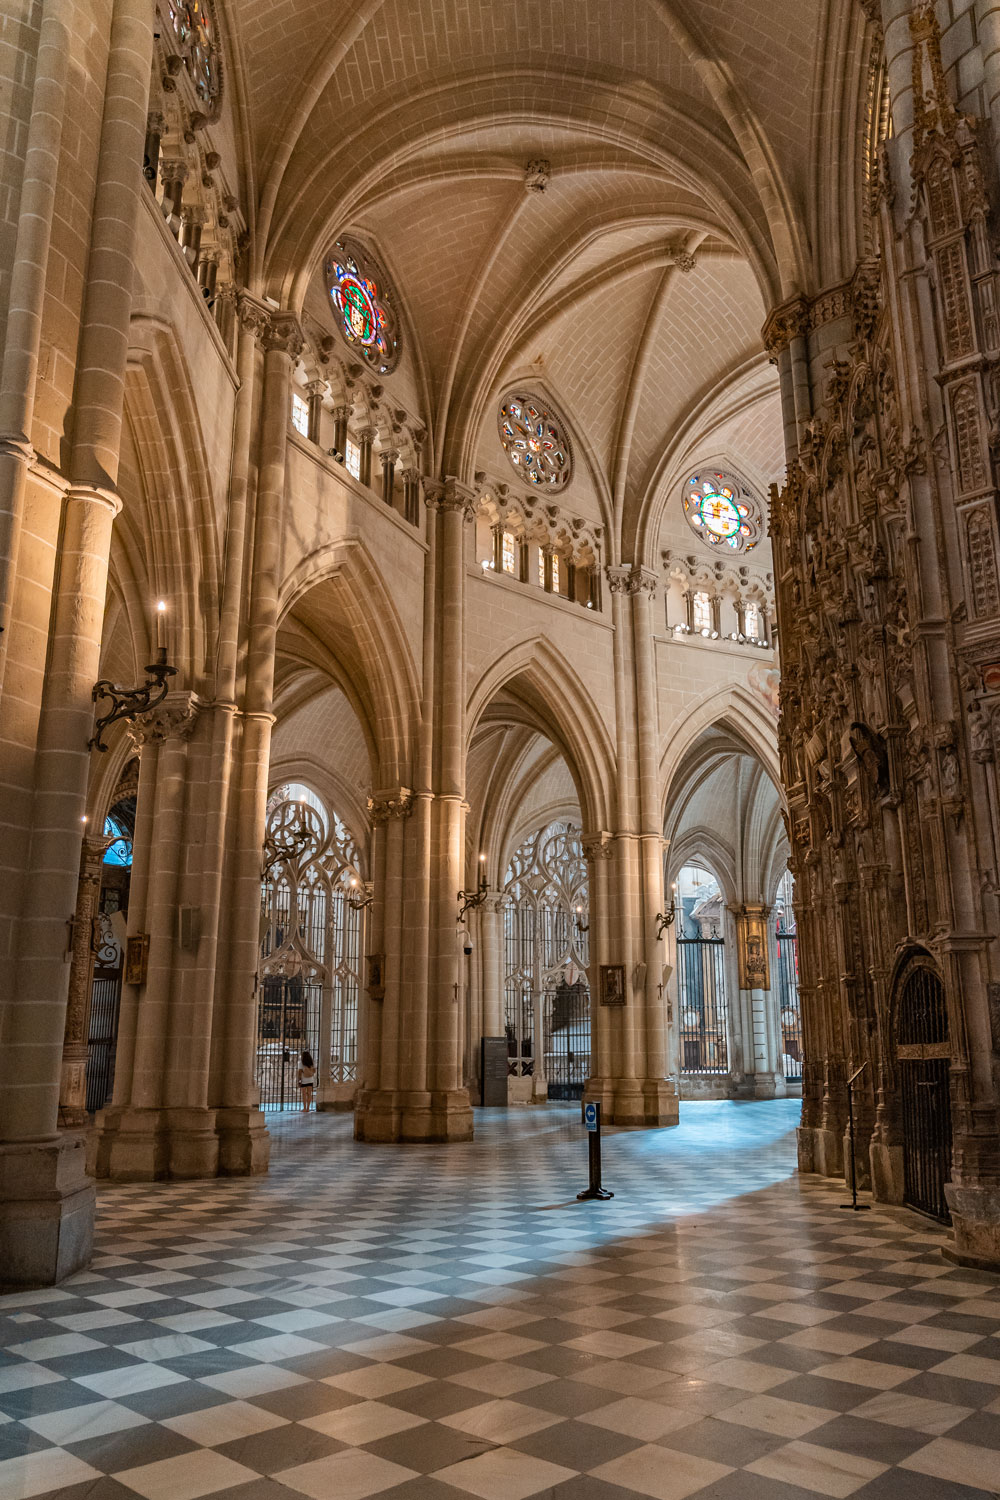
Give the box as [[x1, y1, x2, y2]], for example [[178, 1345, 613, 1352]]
[[325, 237, 400, 374], [538, 550, 546, 588], [291, 393, 309, 437], [162, 1, 220, 106], [345, 438, 361, 480], [693, 591, 712, 632], [551, 555, 561, 595], [745, 600, 760, 639], [502, 532, 517, 575], [498, 393, 573, 490], [683, 470, 762, 554]]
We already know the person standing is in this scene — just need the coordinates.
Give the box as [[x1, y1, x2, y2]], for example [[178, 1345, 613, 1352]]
[[297, 1051, 316, 1111]]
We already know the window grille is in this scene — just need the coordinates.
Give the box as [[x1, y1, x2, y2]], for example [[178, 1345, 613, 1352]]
[[503, 821, 590, 1097], [258, 784, 363, 1109]]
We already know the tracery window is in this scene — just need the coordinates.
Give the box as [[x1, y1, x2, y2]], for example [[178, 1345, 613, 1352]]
[[103, 807, 134, 868], [551, 554, 561, 595], [498, 393, 573, 490], [325, 237, 400, 374], [257, 783, 364, 1110], [683, 470, 762, 554], [503, 821, 590, 1098], [693, 590, 712, 632], [291, 392, 309, 437], [502, 532, 517, 575]]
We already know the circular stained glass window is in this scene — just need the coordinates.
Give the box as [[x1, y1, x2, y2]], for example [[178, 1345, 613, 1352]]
[[498, 393, 573, 490], [683, 470, 763, 554], [325, 238, 400, 374], [162, 1, 221, 107]]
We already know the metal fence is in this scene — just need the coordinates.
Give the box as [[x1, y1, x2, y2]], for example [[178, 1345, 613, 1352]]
[[676, 937, 729, 1073]]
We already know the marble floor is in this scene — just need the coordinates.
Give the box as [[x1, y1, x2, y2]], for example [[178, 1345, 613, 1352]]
[[1, 1100, 999, 1500]]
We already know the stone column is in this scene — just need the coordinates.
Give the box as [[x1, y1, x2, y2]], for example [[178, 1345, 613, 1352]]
[[143, 109, 165, 187], [59, 835, 110, 1127], [305, 380, 326, 444], [358, 426, 375, 488], [0, 0, 155, 1286], [380, 448, 398, 508], [736, 903, 784, 1098], [196, 251, 218, 299], [158, 157, 187, 226], [331, 404, 350, 460], [401, 467, 420, 526], [582, 834, 615, 1104], [0, 0, 71, 695], [480, 895, 505, 1037], [179, 204, 205, 267]]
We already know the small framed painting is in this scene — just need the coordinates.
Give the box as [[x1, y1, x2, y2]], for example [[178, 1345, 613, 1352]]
[[125, 933, 149, 985], [600, 963, 626, 1007], [366, 952, 386, 1000]]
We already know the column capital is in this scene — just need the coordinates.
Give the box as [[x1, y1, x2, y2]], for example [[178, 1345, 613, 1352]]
[[761, 295, 810, 360], [605, 563, 658, 598], [127, 690, 203, 748], [158, 158, 189, 186], [380, 449, 400, 468], [367, 786, 414, 822], [262, 312, 304, 361], [582, 832, 615, 861], [146, 111, 167, 134], [331, 404, 353, 421], [236, 291, 271, 342], [305, 379, 328, 398], [424, 476, 477, 519]]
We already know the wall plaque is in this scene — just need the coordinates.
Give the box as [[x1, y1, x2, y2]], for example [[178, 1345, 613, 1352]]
[[125, 933, 149, 985], [600, 963, 626, 1006]]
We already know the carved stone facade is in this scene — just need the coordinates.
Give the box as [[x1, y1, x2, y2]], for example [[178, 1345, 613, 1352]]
[[771, 5, 1000, 1267]]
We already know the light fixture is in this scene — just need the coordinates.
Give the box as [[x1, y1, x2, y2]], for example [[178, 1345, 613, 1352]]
[[262, 797, 313, 879], [458, 853, 489, 918], [574, 902, 589, 937], [346, 876, 374, 910], [89, 601, 177, 751], [655, 882, 678, 938]]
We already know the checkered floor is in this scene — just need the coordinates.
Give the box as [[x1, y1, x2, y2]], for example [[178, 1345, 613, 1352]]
[[2, 1101, 999, 1500]]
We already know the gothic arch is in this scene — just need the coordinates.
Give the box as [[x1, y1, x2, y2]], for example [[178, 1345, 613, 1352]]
[[466, 637, 616, 836]]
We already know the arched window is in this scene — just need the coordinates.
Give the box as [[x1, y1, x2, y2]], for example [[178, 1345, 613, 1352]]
[[774, 869, 801, 1082], [683, 470, 762, 554], [674, 864, 729, 1074], [498, 393, 573, 490], [744, 600, 761, 640], [258, 784, 364, 1111], [161, 2, 221, 109], [502, 532, 517, 575], [503, 821, 589, 1098], [693, 591, 712, 632]]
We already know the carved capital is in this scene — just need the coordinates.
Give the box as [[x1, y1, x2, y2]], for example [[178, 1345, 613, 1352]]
[[305, 379, 328, 398], [605, 564, 632, 596], [236, 292, 271, 342], [263, 312, 305, 361], [380, 449, 400, 468], [159, 158, 189, 187], [761, 296, 810, 360], [582, 832, 615, 861], [424, 475, 476, 519], [128, 690, 202, 747], [368, 786, 414, 822]]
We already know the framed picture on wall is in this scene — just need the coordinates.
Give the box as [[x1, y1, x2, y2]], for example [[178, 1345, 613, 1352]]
[[125, 933, 149, 985], [600, 963, 626, 1006], [366, 952, 386, 1000]]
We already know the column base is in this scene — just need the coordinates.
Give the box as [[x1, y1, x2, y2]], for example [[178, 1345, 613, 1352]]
[[798, 1124, 845, 1177], [354, 1089, 474, 1143], [752, 1072, 787, 1100], [0, 1133, 95, 1290], [870, 1140, 904, 1204], [216, 1107, 270, 1175], [317, 1082, 357, 1113], [943, 1184, 1000, 1270], [92, 1106, 236, 1181], [584, 1079, 679, 1128]]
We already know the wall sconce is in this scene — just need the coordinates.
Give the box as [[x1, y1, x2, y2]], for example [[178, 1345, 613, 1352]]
[[89, 601, 176, 751], [574, 903, 589, 937], [458, 853, 488, 919], [262, 797, 312, 879], [655, 882, 678, 939], [346, 877, 373, 910]]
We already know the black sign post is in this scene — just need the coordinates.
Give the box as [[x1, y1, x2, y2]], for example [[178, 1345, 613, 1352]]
[[578, 1101, 613, 1200], [480, 1037, 508, 1106]]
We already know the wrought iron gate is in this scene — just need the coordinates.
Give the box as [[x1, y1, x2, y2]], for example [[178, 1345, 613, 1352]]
[[896, 963, 952, 1223], [676, 937, 729, 1073], [776, 923, 802, 1082], [255, 975, 323, 1111], [85, 913, 124, 1113], [543, 978, 590, 1099]]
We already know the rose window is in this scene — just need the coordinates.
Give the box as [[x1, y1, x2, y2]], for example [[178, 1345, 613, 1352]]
[[683, 470, 762, 554], [326, 238, 401, 374], [498, 393, 573, 490]]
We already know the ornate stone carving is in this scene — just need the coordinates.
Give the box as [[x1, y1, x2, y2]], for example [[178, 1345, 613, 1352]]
[[263, 312, 305, 361], [367, 787, 414, 822], [524, 159, 550, 193], [582, 833, 614, 861], [127, 690, 202, 747]]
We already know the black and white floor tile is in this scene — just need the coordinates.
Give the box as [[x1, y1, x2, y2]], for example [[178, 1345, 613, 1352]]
[[2, 1100, 999, 1499]]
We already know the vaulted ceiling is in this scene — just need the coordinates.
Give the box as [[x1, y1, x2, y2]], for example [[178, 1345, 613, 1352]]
[[222, 0, 874, 554]]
